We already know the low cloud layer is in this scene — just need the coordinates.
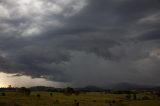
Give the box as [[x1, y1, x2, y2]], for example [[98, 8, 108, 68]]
[[0, 0, 160, 87]]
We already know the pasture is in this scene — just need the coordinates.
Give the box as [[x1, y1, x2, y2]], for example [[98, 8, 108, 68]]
[[0, 91, 160, 106]]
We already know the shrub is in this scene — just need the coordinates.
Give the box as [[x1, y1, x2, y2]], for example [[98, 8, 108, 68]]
[[1, 92, 5, 96], [126, 94, 131, 100], [75, 102, 79, 106], [37, 94, 40, 98], [50, 93, 53, 96], [156, 92, 160, 97], [112, 100, 116, 103], [55, 100, 59, 104], [93, 100, 96, 102], [142, 96, 149, 100], [75, 91, 80, 96]]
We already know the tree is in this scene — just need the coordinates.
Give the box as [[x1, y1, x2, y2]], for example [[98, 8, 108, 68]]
[[65, 87, 75, 95], [126, 94, 131, 100], [17, 87, 31, 96], [133, 94, 137, 100]]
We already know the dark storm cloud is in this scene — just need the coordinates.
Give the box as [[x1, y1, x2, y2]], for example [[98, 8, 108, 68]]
[[66, 0, 160, 28], [137, 30, 160, 41], [0, 35, 71, 81], [0, 0, 160, 86]]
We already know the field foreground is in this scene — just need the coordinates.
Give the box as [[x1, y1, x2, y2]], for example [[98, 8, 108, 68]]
[[0, 92, 160, 106]]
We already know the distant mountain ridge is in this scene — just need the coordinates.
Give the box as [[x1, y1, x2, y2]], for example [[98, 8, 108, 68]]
[[75, 85, 105, 91], [79, 83, 160, 91], [1, 83, 159, 92], [28, 83, 160, 91], [105, 82, 156, 90]]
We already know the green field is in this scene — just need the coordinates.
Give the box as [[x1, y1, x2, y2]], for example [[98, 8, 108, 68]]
[[0, 92, 160, 106]]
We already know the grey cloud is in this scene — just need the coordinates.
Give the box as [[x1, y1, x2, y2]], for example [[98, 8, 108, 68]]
[[0, 0, 160, 86], [137, 30, 160, 41], [65, 51, 160, 87]]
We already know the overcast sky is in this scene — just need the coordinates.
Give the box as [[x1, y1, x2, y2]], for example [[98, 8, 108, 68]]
[[0, 0, 160, 87]]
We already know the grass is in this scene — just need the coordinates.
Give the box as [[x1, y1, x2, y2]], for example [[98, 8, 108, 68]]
[[0, 92, 160, 106]]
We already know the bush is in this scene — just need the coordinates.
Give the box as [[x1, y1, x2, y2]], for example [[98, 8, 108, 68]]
[[156, 92, 160, 97], [93, 100, 96, 102], [142, 96, 149, 100], [50, 93, 53, 96], [126, 94, 131, 100], [75, 102, 79, 106], [55, 100, 59, 104], [112, 100, 116, 103], [1, 92, 5, 96], [75, 91, 80, 96], [37, 94, 40, 98]]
